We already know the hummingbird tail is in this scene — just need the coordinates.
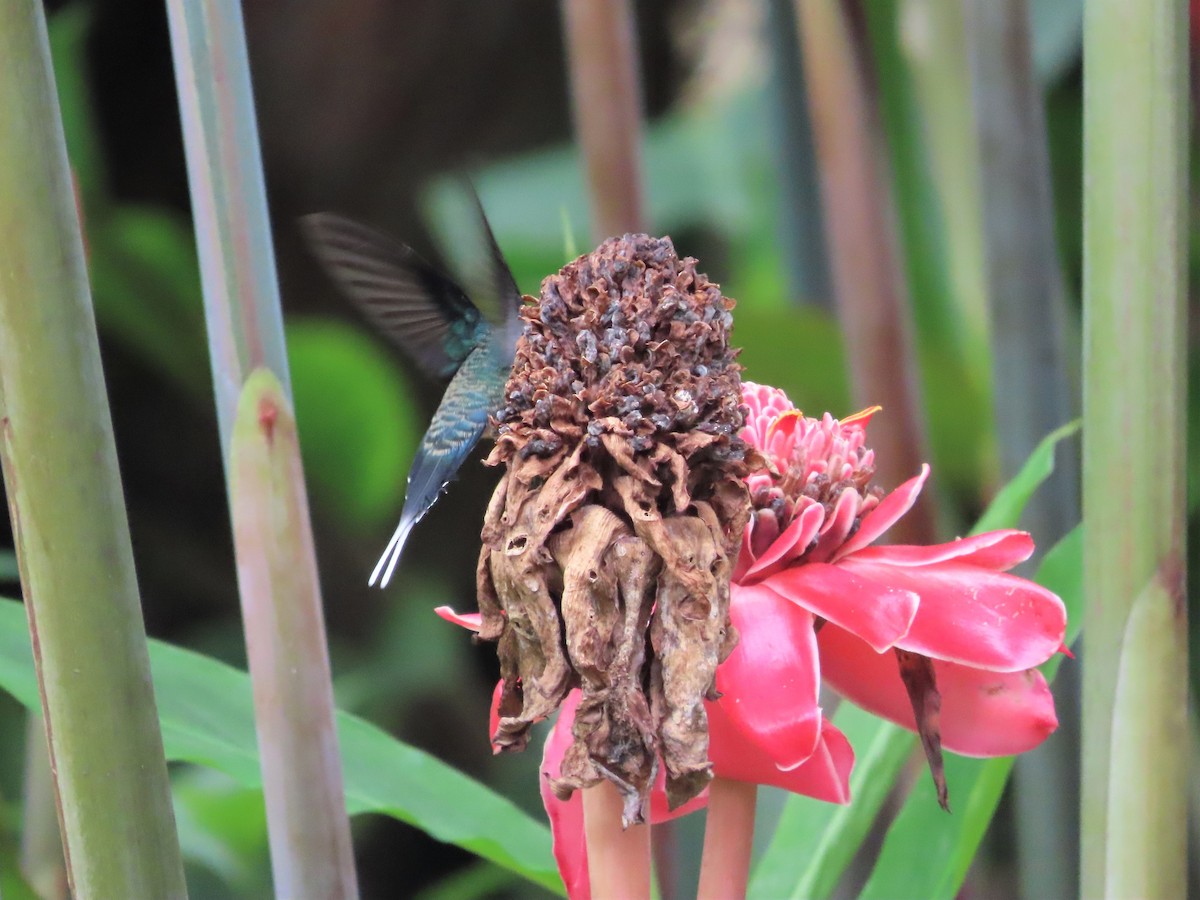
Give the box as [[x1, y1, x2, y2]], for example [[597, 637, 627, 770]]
[[368, 515, 418, 588]]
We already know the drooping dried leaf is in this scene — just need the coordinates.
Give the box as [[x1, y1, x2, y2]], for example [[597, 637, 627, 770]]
[[477, 234, 759, 821], [895, 648, 950, 812]]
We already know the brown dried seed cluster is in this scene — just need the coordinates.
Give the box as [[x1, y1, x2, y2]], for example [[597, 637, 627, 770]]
[[477, 234, 762, 824]]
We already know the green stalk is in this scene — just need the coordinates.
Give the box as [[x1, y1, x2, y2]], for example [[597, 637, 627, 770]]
[[896, 0, 991, 378], [164, 2, 358, 896], [20, 715, 67, 900], [0, 3, 186, 896], [794, 0, 937, 544], [963, 2, 1080, 897], [561, 0, 646, 237], [1081, 0, 1188, 896], [764, 0, 832, 307]]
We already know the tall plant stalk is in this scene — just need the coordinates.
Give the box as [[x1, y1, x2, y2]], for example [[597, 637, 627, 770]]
[[560, 2, 658, 894], [897, 0, 991, 379], [794, 0, 936, 545], [164, 1, 358, 896], [0, 3, 187, 896], [1081, 0, 1188, 896], [963, 2, 1080, 896], [561, 0, 647, 238], [20, 716, 67, 900]]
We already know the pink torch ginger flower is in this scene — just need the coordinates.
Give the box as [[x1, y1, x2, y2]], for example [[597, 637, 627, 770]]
[[734, 382, 1067, 806], [434, 606, 854, 900]]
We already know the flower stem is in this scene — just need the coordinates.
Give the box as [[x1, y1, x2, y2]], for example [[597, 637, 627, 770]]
[[561, 0, 646, 238], [1081, 0, 1188, 896], [165, 1, 359, 895], [697, 778, 757, 900], [0, 3, 187, 894], [583, 782, 652, 899]]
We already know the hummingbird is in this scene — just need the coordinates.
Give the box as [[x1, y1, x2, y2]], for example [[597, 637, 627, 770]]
[[302, 196, 524, 588]]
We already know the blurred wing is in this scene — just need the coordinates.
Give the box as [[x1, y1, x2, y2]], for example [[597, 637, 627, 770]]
[[459, 184, 525, 329], [302, 212, 483, 379]]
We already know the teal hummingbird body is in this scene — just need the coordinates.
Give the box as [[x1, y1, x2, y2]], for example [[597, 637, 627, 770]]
[[302, 201, 523, 587]]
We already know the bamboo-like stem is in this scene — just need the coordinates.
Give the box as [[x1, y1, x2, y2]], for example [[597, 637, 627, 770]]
[[765, 0, 832, 308], [563, 4, 653, 894], [696, 778, 757, 900], [561, 0, 646, 238], [794, 0, 936, 544], [20, 715, 68, 900], [582, 783, 651, 900], [1081, 0, 1188, 896], [963, 2, 1080, 896], [164, 2, 358, 896], [897, 0, 991, 375], [0, 4, 187, 895]]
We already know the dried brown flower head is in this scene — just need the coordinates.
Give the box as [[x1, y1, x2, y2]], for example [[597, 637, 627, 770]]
[[477, 234, 760, 824]]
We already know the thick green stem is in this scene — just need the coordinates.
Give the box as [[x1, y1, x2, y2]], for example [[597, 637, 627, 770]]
[[898, 0, 992, 377], [964, 3, 1081, 897], [794, 0, 937, 544], [20, 715, 68, 900], [1081, 0, 1188, 896], [561, 0, 646, 238], [165, 2, 358, 896], [0, 4, 186, 895]]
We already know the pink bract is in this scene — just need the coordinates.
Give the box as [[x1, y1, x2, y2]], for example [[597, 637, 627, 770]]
[[434, 599, 854, 900]]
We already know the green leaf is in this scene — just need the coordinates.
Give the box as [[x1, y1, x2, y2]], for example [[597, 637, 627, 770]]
[[172, 767, 270, 894], [414, 861, 523, 900], [858, 527, 1082, 899], [970, 419, 1080, 536], [48, 3, 104, 206], [87, 206, 210, 397], [0, 598, 561, 895], [735, 304, 851, 417], [286, 318, 420, 525], [0, 551, 17, 583]]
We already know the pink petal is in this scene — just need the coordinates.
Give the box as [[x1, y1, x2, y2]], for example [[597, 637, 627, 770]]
[[488, 681, 502, 745], [837, 557, 1066, 670], [760, 563, 918, 653], [742, 501, 824, 582], [434, 606, 482, 631], [707, 701, 854, 803], [818, 624, 1059, 756], [832, 464, 930, 561], [540, 691, 590, 900], [847, 530, 1034, 572], [716, 584, 822, 769]]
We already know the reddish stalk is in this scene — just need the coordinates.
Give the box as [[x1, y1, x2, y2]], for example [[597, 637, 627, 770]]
[[697, 778, 758, 900], [794, 0, 936, 544], [583, 782, 652, 899], [561, 0, 647, 238], [561, 2, 653, 894]]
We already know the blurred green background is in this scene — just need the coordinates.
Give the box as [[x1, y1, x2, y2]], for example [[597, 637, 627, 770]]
[[0, 0, 1195, 897]]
